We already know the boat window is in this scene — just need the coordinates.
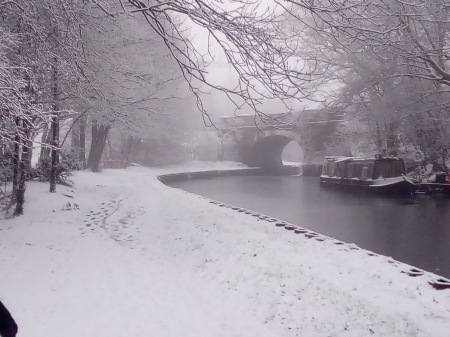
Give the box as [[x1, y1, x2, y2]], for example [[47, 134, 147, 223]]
[[352, 164, 363, 177], [346, 164, 353, 178], [337, 162, 346, 178], [322, 163, 328, 175], [392, 160, 404, 177], [368, 163, 374, 176], [326, 162, 335, 176], [361, 165, 369, 178], [333, 164, 340, 177], [373, 161, 391, 179]]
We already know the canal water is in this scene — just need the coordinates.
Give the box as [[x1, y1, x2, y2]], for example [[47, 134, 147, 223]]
[[167, 175, 450, 278]]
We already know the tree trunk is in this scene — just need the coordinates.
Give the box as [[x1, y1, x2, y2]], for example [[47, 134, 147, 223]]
[[50, 56, 59, 193], [11, 118, 21, 204], [442, 149, 447, 169], [386, 122, 399, 152], [106, 135, 112, 161], [71, 116, 80, 160], [40, 122, 49, 159], [79, 115, 86, 169], [49, 114, 59, 193], [26, 134, 34, 171], [120, 135, 128, 167], [123, 136, 134, 168], [98, 125, 110, 163], [15, 126, 30, 215], [87, 120, 98, 169], [87, 121, 111, 172], [375, 122, 383, 152], [131, 137, 142, 164]]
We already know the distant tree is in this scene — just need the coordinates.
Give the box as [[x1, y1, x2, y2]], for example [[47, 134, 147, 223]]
[[281, 0, 450, 88], [0, 21, 48, 215], [76, 6, 198, 171], [0, 0, 95, 215], [107, 0, 318, 125], [280, 0, 450, 158]]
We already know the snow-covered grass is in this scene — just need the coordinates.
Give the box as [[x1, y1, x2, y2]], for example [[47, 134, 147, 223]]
[[282, 160, 302, 166], [149, 160, 247, 174], [1, 163, 450, 337]]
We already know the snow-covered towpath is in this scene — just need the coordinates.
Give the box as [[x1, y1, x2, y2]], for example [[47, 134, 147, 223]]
[[1, 163, 449, 337]]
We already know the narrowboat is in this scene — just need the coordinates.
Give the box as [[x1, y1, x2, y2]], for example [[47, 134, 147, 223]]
[[320, 155, 417, 195], [419, 171, 450, 197]]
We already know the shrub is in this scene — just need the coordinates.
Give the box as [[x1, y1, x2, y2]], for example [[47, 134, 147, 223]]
[[35, 151, 81, 184], [0, 151, 14, 184]]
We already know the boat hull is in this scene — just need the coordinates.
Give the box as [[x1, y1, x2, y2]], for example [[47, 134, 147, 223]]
[[419, 183, 450, 197], [320, 176, 417, 196]]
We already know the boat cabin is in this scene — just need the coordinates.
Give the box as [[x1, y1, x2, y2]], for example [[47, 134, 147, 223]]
[[321, 155, 406, 180], [320, 155, 415, 195]]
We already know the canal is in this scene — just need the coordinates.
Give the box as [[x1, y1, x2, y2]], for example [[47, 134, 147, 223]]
[[168, 175, 450, 278]]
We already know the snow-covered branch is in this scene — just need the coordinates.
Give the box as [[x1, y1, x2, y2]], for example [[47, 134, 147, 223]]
[[121, 0, 315, 122]]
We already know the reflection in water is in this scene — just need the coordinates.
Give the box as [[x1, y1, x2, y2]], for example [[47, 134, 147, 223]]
[[168, 176, 450, 278]]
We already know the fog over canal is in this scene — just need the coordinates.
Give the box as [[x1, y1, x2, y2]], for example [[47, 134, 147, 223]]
[[168, 175, 450, 278]]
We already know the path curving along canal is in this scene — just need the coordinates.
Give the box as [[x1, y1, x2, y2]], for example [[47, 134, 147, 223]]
[[167, 175, 450, 278]]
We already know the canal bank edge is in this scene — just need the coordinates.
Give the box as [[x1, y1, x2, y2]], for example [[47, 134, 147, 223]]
[[157, 167, 450, 291]]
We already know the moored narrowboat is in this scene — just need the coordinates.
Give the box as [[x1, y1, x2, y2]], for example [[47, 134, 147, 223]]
[[419, 171, 450, 197], [320, 155, 417, 195]]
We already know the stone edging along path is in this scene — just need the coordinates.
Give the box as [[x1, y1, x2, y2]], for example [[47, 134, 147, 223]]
[[157, 167, 450, 291]]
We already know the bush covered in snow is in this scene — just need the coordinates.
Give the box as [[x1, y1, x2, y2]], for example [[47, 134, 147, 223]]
[[0, 151, 14, 184], [35, 151, 81, 185]]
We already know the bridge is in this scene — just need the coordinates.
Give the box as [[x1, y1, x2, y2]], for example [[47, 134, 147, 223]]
[[217, 109, 345, 169]]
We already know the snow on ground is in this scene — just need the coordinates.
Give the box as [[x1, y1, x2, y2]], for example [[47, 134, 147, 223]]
[[1, 163, 450, 337], [282, 160, 302, 166], [150, 160, 247, 174]]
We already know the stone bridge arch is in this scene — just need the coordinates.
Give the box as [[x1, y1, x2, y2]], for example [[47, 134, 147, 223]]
[[243, 130, 303, 168], [218, 110, 345, 169]]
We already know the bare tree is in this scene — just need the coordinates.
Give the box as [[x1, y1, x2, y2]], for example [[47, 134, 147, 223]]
[[278, 0, 450, 159], [109, 0, 318, 125], [74, 4, 201, 170], [281, 0, 450, 85], [0, 18, 50, 214], [0, 0, 95, 214]]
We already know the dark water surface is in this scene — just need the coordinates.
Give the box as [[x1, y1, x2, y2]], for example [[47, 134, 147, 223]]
[[168, 176, 450, 278]]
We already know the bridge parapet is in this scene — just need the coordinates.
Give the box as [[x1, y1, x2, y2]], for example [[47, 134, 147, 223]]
[[219, 109, 343, 129], [217, 109, 345, 168]]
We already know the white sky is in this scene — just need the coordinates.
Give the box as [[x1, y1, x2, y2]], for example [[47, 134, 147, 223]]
[[180, 8, 321, 120]]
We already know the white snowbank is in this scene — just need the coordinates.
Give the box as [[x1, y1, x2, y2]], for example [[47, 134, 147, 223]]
[[151, 160, 247, 174], [1, 163, 449, 337], [281, 160, 302, 166]]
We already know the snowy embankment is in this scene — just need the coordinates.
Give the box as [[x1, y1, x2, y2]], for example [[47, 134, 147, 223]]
[[150, 160, 248, 174], [1, 162, 449, 337]]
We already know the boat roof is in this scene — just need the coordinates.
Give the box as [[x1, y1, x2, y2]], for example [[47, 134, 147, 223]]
[[324, 155, 402, 163]]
